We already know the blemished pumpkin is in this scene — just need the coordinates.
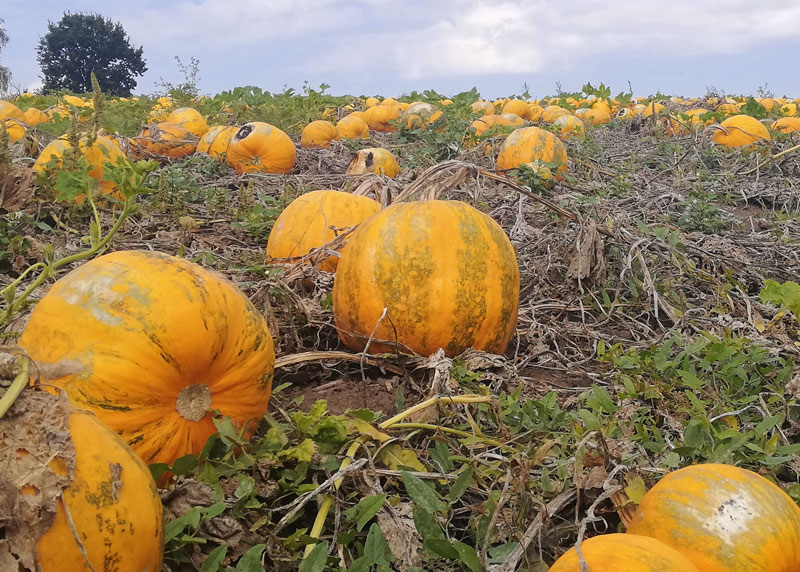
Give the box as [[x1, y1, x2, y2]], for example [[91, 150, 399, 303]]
[[528, 103, 545, 122], [496, 126, 569, 182], [711, 115, 771, 148], [471, 100, 495, 115], [346, 148, 401, 178], [716, 102, 741, 115], [0, 100, 26, 122], [363, 104, 401, 132], [403, 102, 443, 129], [301, 120, 338, 149], [266, 190, 381, 272], [552, 114, 585, 139], [130, 122, 198, 159], [3, 389, 163, 572], [165, 107, 208, 138], [33, 134, 127, 201], [196, 124, 237, 159], [226, 122, 296, 174], [501, 99, 532, 120], [627, 463, 800, 572], [336, 114, 370, 140], [17, 250, 276, 466], [781, 103, 798, 117], [332, 199, 520, 357], [548, 534, 700, 572], [771, 117, 800, 134]]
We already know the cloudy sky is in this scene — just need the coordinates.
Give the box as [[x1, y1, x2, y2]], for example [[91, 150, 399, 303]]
[[3, 0, 800, 99]]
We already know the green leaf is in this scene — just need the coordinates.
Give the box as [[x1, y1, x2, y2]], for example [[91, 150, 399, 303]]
[[447, 465, 475, 503], [280, 438, 316, 462], [424, 538, 459, 560], [201, 545, 228, 572], [412, 506, 445, 541], [344, 494, 387, 532], [363, 523, 395, 565], [453, 541, 483, 572], [171, 454, 198, 476], [299, 542, 328, 572], [236, 543, 266, 572], [402, 471, 447, 514]]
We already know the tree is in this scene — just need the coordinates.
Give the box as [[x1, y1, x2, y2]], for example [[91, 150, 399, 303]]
[[36, 12, 147, 96], [0, 18, 10, 93]]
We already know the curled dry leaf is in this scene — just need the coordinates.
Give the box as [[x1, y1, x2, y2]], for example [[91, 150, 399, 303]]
[[0, 163, 35, 212]]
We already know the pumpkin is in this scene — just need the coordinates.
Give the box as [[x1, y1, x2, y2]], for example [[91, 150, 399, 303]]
[[2, 388, 163, 572], [780, 103, 798, 117], [660, 115, 691, 136], [165, 107, 208, 138], [496, 126, 568, 182], [3, 119, 26, 143], [548, 534, 700, 572], [0, 100, 26, 122], [363, 104, 400, 132], [266, 189, 381, 272], [468, 113, 525, 138], [685, 108, 713, 127], [332, 199, 519, 356], [440, 99, 453, 106], [346, 148, 400, 178], [196, 125, 237, 159], [542, 105, 570, 123], [771, 117, 800, 134], [716, 102, 741, 115], [23, 107, 49, 126], [758, 98, 777, 111], [130, 122, 198, 159], [62, 94, 89, 108], [364, 97, 380, 107], [591, 99, 613, 115], [226, 122, 296, 174], [643, 102, 666, 117], [301, 120, 338, 149], [529, 103, 545, 122], [471, 100, 495, 115], [336, 115, 370, 140], [17, 250, 276, 466], [552, 114, 585, 139], [501, 99, 532, 120], [627, 463, 800, 572], [616, 107, 637, 119], [403, 102, 443, 129], [33, 134, 127, 201], [710, 115, 771, 148], [583, 108, 612, 125], [347, 110, 367, 121]]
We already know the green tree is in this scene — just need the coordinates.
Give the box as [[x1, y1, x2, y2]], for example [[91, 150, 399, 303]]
[[36, 12, 147, 96], [0, 18, 10, 93]]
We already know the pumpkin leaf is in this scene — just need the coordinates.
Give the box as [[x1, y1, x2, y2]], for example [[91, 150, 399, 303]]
[[299, 542, 328, 572], [377, 444, 426, 472], [401, 471, 446, 514], [344, 494, 387, 532], [235, 543, 266, 572], [201, 545, 228, 572]]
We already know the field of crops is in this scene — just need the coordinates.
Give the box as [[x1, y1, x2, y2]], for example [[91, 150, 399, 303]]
[[2, 81, 800, 572]]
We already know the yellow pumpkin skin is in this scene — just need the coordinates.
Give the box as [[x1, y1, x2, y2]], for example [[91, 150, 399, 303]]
[[627, 463, 800, 572], [780, 103, 798, 117], [196, 125, 237, 159], [33, 135, 127, 201], [403, 102, 443, 129], [23, 107, 49, 126], [542, 105, 570, 123], [496, 126, 568, 181], [643, 102, 666, 117], [266, 190, 381, 272], [336, 115, 370, 140], [18, 250, 276, 466], [363, 104, 400, 132], [226, 122, 296, 174], [36, 408, 164, 572], [552, 114, 585, 139], [346, 148, 401, 178], [471, 100, 495, 115], [771, 117, 800, 134], [3, 119, 26, 143], [332, 200, 520, 357], [165, 106, 208, 138], [711, 115, 771, 148], [131, 122, 198, 159], [501, 99, 532, 120], [583, 107, 612, 125], [548, 534, 700, 572], [0, 100, 26, 122], [301, 120, 338, 149], [468, 114, 525, 138]]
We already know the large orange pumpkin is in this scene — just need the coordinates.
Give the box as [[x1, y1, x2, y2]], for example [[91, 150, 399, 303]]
[[0, 100, 26, 122], [363, 104, 401, 132], [468, 114, 525, 138], [3, 389, 163, 572], [336, 115, 370, 140], [346, 148, 401, 178], [226, 122, 296, 174], [332, 200, 520, 356], [548, 534, 699, 572], [552, 114, 585, 139], [711, 115, 771, 148], [196, 125, 237, 159], [771, 117, 800, 134], [627, 463, 800, 572], [33, 134, 127, 201], [301, 120, 338, 149], [402, 102, 443, 129], [471, 100, 495, 115], [17, 250, 276, 466], [130, 122, 198, 159], [496, 126, 569, 181], [165, 107, 208, 138], [501, 99, 532, 120], [541, 105, 570, 123], [23, 107, 49, 126], [266, 190, 381, 272]]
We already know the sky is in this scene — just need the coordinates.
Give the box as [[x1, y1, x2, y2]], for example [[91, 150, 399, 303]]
[[3, 0, 800, 99]]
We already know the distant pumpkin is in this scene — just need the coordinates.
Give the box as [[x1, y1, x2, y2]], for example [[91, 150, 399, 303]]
[[552, 115, 585, 139], [226, 122, 296, 174], [301, 120, 338, 149], [501, 99, 532, 120], [0, 100, 25, 122], [130, 122, 198, 159], [471, 100, 495, 115], [336, 115, 370, 140], [642, 102, 666, 117], [541, 105, 571, 123], [346, 148, 400, 178], [496, 126, 568, 182], [166, 107, 208, 138], [403, 102, 443, 129], [363, 104, 400, 132], [711, 115, 771, 148], [583, 108, 612, 125], [468, 114, 525, 138], [23, 107, 48, 126], [771, 117, 800, 134]]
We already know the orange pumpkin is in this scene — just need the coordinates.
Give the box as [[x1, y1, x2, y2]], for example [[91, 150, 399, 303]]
[[583, 108, 612, 126], [496, 126, 568, 182], [771, 117, 800, 134], [17, 250, 276, 466], [336, 115, 370, 140], [0, 100, 26, 122], [364, 97, 380, 107], [780, 103, 798, 117], [3, 119, 26, 143], [130, 122, 198, 159], [403, 102, 443, 129], [363, 104, 400, 132], [332, 199, 519, 356], [471, 100, 495, 115], [643, 102, 666, 117], [23, 107, 49, 126], [33, 134, 127, 201], [541, 105, 571, 123], [711, 115, 771, 148], [196, 125, 237, 159], [552, 114, 585, 139], [266, 189, 381, 272], [627, 463, 800, 572], [165, 107, 208, 138], [501, 99, 532, 120], [468, 114, 525, 138], [548, 534, 699, 572], [346, 148, 401, 178], [226, 122, 296, 174], [301, 120, 338, 149], [3, 389, 163, 572]]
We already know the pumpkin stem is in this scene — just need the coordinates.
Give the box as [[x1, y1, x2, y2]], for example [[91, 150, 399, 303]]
[[175, 384, 212, 422]]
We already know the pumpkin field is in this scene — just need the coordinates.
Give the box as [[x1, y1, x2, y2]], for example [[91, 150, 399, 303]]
[[3, 80, 800, 572]]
